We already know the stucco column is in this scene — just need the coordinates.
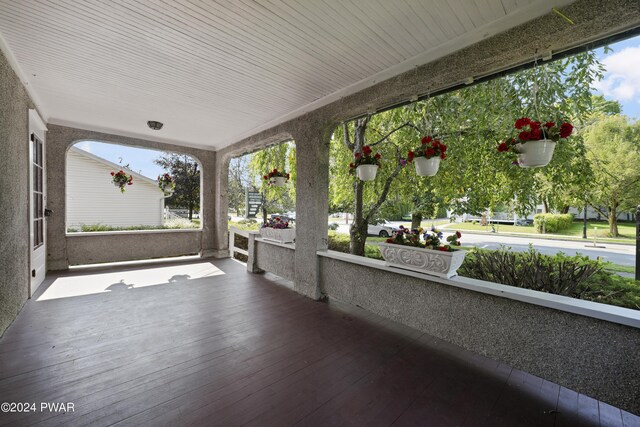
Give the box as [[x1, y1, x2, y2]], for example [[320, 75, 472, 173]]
[[199, 150, 217, 258], [211, 155, 231, 258], [291, 122, 333, 299]]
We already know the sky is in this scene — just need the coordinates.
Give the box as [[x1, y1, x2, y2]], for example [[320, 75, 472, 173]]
[[75, 35, 640, 171]]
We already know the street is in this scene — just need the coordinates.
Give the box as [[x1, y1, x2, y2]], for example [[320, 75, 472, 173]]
[[332, 221, 636, 267]]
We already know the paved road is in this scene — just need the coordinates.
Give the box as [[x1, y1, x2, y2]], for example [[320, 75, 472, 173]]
[[332, 221, 636, 266]]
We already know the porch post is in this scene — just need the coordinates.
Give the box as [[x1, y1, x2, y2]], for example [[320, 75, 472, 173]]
[[291, 122, 332, 299], [211, 155, 231, 258]]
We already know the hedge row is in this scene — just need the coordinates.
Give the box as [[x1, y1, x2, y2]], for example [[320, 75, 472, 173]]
[[533, 213, 574, 233]]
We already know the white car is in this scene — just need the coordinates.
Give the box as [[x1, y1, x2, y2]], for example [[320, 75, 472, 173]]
[[367, 220, 397, 237]]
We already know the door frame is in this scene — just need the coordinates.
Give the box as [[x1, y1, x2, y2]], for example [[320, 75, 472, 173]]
[[28, 109, 47, 297]]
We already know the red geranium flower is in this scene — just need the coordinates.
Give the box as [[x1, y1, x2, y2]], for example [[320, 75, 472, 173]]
[[426, 148, 435, 157], [498, 142, 509, 152], [515, 117, 531, 129], [421, 136, 432, 145], [559, 122, 573, 138], [544, 121, 555, 129]]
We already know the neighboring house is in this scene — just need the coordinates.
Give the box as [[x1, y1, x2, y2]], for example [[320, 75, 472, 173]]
[[66, 147, 165, 229]]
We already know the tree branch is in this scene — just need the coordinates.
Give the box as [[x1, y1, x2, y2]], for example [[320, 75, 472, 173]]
[[343, 123, 354, 151], [369, 121, 420, 147]]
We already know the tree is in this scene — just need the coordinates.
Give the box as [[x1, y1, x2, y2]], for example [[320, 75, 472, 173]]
[[582, 115, 640, 236], [228, 156, 252, 216], [154, 154, 200, 220], [249, 141, 296, 222]]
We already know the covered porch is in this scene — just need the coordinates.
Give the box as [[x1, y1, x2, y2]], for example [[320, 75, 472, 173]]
[[1, 257, 634, 426], [2, 0, 640, 424]]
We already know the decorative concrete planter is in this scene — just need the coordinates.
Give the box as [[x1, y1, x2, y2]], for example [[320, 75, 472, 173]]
[[356, 164, 378, 181], [259, 227, 295, 243], [378, 242, 466, 278], [413, 156, 441, 176], [515, 139, 556, 168], [270, 176, 287, 187]]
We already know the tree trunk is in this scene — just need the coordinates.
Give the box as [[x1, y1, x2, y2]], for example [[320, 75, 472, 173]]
[[560, 205, 570, 214], [608, 205, 619, 237], [188, 203, 193, 221], [349, 221, 368, 256], [411, 213, 422, 230], [543, 199, 549, 213]]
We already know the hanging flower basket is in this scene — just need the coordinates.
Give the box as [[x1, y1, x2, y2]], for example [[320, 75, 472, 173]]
[[515, 139, 557, 168], [349, 145, 381, 181], [157, 173, 175, 195], [259, 217, 295, 243], [110, 170, 133, 193], [407, 136, 447, 176], [498, 118, 573, 168], [356, 164, 378, 181], [413, 156, 441, 176], [263, 169, 289, 187]]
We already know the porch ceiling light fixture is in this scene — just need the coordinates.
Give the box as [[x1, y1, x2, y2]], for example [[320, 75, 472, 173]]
[[147, 120, 164, 130]]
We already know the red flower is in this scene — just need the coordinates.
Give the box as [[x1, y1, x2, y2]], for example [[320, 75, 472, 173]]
[[110, 172, 115, 176], [275, 217, 281, 222], [349, 163, 354, 168], [544, 121, 555, 129], [559, 122, 573, 138], [498, 142, 509, 152], [375, 153, 381, 159], [273, 168, 278, 173], [440, 144, 447, 153], [531, 128, 542, 140], [514, 117, 531, 129], [530, 121, 541, 130], [263, 175, 268, 180], [440, 153, 447, 160], [421, 136, 432, 145], [354, 152, 361, 158], [456, 231, 461, 238], [386, 238, 394, 243], [426, 148, 435, 157], [518, 131, 530, 141], [362, 145, 372, 155], [407, 151, 414, 162]]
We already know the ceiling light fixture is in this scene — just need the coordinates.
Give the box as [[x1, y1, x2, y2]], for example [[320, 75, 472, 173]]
[[147, 120, 163, 130]]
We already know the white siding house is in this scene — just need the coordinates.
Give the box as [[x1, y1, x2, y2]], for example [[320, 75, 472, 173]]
[[66, 147, 165, 229]]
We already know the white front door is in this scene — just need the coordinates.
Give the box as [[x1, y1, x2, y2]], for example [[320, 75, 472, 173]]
[[29, 109, 47, 296]]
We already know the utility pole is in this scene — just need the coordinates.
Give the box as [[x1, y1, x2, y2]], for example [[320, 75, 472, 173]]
[[583, 203, 588, 239], [636, 205, 639, 281]]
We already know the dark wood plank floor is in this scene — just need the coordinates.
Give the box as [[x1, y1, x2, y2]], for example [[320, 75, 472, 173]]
[[0, 258, 637, 427]]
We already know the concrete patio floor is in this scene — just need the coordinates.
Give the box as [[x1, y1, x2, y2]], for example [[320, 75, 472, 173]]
[[0, 257, 637, 426]]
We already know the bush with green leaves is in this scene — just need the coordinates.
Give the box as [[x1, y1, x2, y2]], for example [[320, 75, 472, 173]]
[[328, 231, 382, 260], [458, 246, 601, 297], [533, 213, 574, 233]]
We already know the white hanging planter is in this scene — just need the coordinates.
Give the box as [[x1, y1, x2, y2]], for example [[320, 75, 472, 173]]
[[259, 227, 295, 243], [270, 176, 287, 187], [160, 184, 174, 195], [515, 139, 556, 168], [378, 243, 467, 278], [413, 156, 441, 177], [356, 164, 378, 181]]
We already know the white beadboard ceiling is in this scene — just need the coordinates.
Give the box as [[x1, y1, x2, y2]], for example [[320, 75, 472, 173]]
[[0, 0, 574, 150]]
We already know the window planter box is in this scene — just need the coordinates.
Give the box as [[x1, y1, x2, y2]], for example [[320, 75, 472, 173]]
[[378, 242, 466, 278], [259, 227, 295, 243]]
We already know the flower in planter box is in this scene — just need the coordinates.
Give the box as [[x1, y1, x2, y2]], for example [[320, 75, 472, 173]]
[[111, 170, 133, 193], [262, 216, 291, 229], [386, 225, 461, 252]]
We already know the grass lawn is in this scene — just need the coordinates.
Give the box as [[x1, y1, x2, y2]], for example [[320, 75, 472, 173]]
[[448, 220, 636, 242]]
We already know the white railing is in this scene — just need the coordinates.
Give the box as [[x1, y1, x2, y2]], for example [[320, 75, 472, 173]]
[[229, 226, 255, 258]]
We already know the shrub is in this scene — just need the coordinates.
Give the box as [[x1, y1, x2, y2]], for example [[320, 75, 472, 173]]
[[533, 213, 574, 233], [328, 231, 383, 260], [328, 223, 339, 231], [580, 271, 640, 310], [458, 246, 601, 297]]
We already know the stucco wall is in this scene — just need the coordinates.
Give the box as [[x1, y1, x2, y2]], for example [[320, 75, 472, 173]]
[[46, 125, 217, 269], [319, 255, 640, 414], [66, 231, 202, 265], [255, 240, 295, 281], [0, 49, 34, 336]]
